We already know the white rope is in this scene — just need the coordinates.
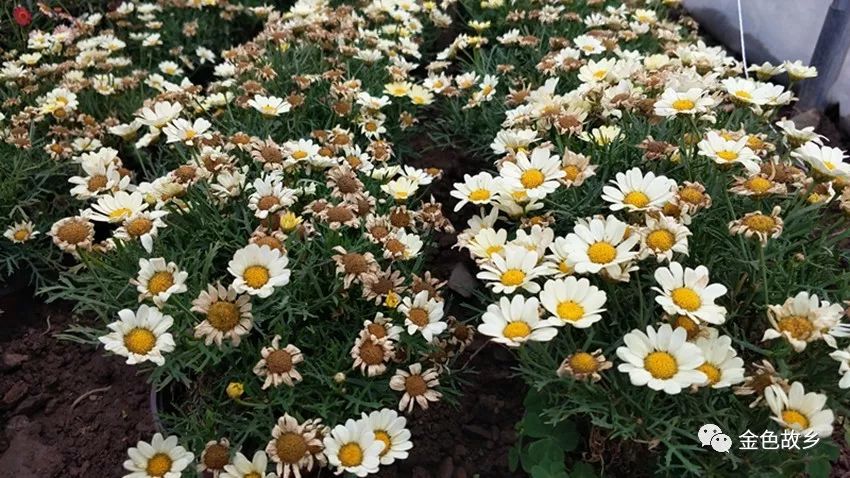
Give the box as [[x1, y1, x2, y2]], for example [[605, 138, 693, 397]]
[[737, 0, 749, 78]]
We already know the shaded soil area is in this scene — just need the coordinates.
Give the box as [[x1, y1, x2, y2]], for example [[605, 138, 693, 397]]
[[0, 295, 155, 478]]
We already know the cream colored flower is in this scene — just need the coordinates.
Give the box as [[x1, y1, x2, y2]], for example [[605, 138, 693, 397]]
[[253, 335, 303, 389], [191, 282, 253, 346], [131, 257, 188, 307]]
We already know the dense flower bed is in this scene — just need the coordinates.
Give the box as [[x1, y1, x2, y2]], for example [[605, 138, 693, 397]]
[[2, 0, 850, 477]]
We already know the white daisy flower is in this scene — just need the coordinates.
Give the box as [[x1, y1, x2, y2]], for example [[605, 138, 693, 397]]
[[114, 210, 169, 253], [122, 433, 194, 478], [616, 324, 707, 395], [99, 304, 176, 366], [4, 220, 39, 243], [693, 334, 745, 388], [323, 419, 383, 477], [450, 172, 500, 211], [601, 167, 676, 212], [464, 227, 508, 261], [638, 214, 690, 262], [191, 282, 253, 347], [89, 191, 148, 223], [136, 101, 183, 129], [478, 295, 558, 347], [228, 244, 291, 298], [248, 95, 291, 117], [511, 224, 555, 259], [499, 147, 565, 199], [791, 141, 850, 179], [476, 245, 547, 294], [163, 117, 212, 144], [381, 177, 420, 202], [541, 236, 578, 278], [762, 291, 847, 351], [359, 408, 412, 466], [765, 382, 834, 438], [539, 277, 606, 328], [829, 348, 850, 389], [131, 257, 188, 307], [564, 215, 639, 276], [783, 60, 818, 80], [221, 451, 274, 478], [399, 290, 447, 342], [697, 131, 760, 173], [652, 261, 727, 325], [653, 87, 714, 116], [247, 175, 297, 219], [68, 158, 130, 200]]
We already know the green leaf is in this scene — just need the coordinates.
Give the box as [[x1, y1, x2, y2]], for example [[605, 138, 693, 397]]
[[805, 458, 831, 478], [569, 462, 598, 478]]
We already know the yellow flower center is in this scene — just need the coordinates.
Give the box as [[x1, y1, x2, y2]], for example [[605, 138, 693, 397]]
[[671, 287, 701, 311], [147, 271, 174, 295], [563, 165, 580, 181], [374, 430, 392, 456], [276, 432, 308, 464], [108, 207, 133, 221], [743, 214, 776, 233], [243, 265, 270, 289], [782, 409, 810, 429], [671, 99, 695, 111], [520, 169, 545, 189], [339, 443, 364, 467], [502, 321, 531, 339], [556, 301, 585, 321], [746, 176, 773, 194], [697, 362, 721, 385], [500, 269, 526, 287], [587, 242, 617, 264], [679, 186, 704, 204], [569, 352, 599, 374], [291, 150, 308, 160], [146, 453, 173, 477], [716, 150, 739, 161], [646, 229, 675, 251], [124, 327, 156, 355], [558, 260, 571, 274], [207, 301, 241, 331], [261, 104, 277, 115], [734, 89, 752, 100], [593, 69, 607, 79], [672, 315, 700, 340], [468, 188, 491, 202], [245, 473, 261, 478], [623, 191, 650, 208], [644, 351, 678, 379], [777, 315, 815, 340], [485, 245, 504, 257], [13, 229, 29, 241], [126, 218, 153, 237]]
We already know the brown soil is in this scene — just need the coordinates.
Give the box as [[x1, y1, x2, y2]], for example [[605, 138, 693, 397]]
[[0, 296, 155, 478]]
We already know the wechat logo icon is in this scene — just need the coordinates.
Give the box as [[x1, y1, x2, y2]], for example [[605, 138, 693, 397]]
[[698, 423, 732, 453]]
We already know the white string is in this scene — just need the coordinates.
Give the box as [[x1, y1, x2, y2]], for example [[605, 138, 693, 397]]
[[737, 0, 749, 78]]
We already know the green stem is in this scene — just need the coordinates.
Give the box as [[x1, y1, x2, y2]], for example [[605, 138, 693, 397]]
[[758, 244, 769, 307]]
